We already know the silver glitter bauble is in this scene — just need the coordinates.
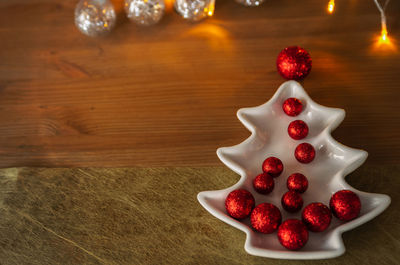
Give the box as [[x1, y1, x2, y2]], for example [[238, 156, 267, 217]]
[[125, 0, 165, 26], [235, 0, 265, 7], [175, 0, 213, 21], [75, 0, 116, 37]]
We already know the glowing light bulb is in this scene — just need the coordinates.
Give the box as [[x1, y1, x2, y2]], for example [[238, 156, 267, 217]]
[[327, 0, 335, 14], [207, 0, 215, 16], [372, 0, 396, 51], [374, 20, 396, 51], [381, 24, 388, 42]]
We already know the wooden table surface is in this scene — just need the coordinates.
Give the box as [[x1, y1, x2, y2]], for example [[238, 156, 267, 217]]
[[0, 0, 399, 167]]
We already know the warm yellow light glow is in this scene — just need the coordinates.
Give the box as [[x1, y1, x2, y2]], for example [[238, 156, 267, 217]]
[[371, 0, 395, 52], [184, 23, 233, 52], [327, 0, 335, 14], [205, 0, 215, 16], [376, 23, 393, 47], [207, 4, 214, 16], [380, 24, 388, 42], [164, 0, 174, 12], [372, 24, 397, 52]]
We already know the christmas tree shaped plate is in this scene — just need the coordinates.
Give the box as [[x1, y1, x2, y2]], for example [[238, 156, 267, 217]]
[[197, 81, 390, 260]]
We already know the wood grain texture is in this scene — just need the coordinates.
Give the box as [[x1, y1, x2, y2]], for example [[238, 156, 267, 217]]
[[0, 0, 399, 167], [0, 166, 398, 264]]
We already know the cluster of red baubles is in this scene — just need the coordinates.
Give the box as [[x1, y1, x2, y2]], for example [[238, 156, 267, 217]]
[[282, 98, 315, 164], [224, 96, 362, 251]]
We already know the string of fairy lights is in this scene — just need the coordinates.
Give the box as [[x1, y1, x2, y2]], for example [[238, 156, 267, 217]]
[[75, 0, 393, 47], [327, 0, 392, 45]]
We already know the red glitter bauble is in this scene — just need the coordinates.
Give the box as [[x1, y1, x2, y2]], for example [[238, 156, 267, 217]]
[[282, 98, 303, 117], [277, 219, 309, 250], [253, 173, 275, 194], [302, 203, 332, 232], [288, 120, 309, 140], [262, 157, 284, 177], [281, 191, 303, 213], [251, 203, 282, 234], [330, 190, 361, 221], [295, 143, 315, 164], [287, 173, 308, 193], [225, 189, 255, 219], [276, 46, 312, 80]]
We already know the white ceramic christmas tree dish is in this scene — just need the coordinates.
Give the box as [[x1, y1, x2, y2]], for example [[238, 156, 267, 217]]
[[197, 80, 390, 260]]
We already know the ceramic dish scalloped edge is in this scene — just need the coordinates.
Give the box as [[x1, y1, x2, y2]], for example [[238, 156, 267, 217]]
[[197, 80, 391, 260]]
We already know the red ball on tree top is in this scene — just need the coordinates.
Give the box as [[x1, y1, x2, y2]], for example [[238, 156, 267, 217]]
[[282, 98, 303, 117], [295, 143, 315, 164], [288, 120, 309, 140], [276, 46, 312, 80], [253, 173, 275, 194], [302, 202, 332, 232], [330, 190, 361, 221], [277, 219, 309, 250], [281, 191, 303, 213], [225, 189, 255, 219], [287, 173, 308, 193], [251, 203, 282, 234], [262, 157, 284, 177]]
